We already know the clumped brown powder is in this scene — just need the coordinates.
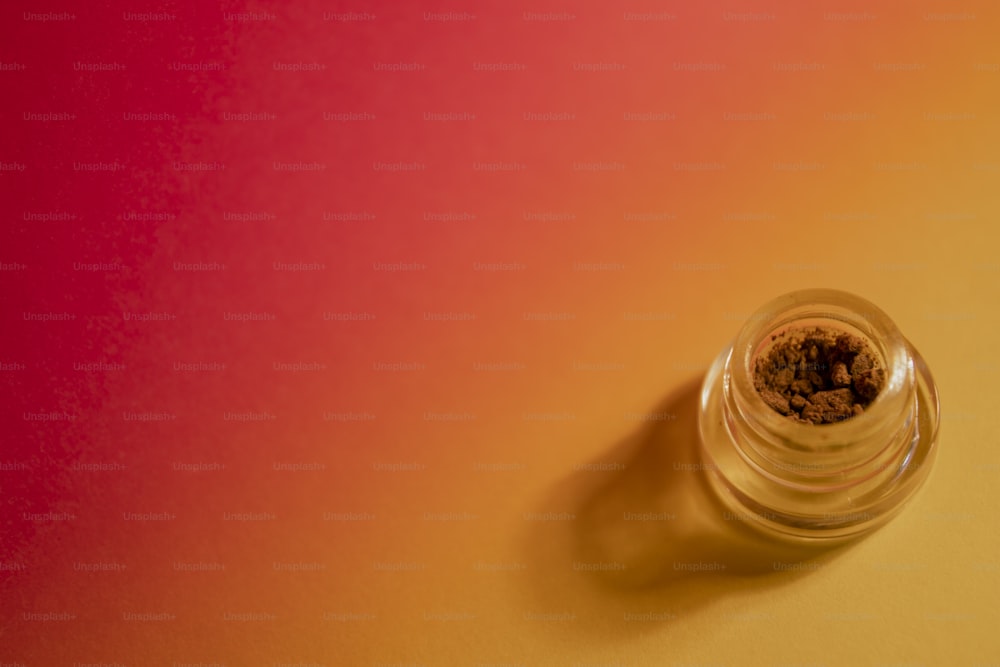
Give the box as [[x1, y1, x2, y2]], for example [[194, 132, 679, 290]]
[[753, 327, 885, 424]]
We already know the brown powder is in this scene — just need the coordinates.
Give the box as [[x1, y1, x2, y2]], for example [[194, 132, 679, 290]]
[[753, 326, 885, 424]]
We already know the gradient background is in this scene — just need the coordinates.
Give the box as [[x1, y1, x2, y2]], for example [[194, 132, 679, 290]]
[[2, 1, 999, 665]]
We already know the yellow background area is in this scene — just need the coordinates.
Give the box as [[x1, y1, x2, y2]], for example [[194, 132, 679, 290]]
[[336, 235, 1000, 666]]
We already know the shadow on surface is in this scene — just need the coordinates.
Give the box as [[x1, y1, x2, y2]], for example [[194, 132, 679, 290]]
[[519, 376, 862, 643]]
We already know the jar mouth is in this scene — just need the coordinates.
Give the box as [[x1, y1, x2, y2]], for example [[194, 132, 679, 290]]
[[729, 289, 912, 458]]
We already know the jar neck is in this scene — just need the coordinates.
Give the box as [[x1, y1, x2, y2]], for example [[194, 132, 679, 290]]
[[723, 291, 917, 498]]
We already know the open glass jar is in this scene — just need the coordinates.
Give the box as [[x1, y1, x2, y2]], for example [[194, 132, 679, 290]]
[[699, 289, 940, 541]]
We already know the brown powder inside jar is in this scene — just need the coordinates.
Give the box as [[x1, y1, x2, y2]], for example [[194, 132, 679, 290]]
[[752, 326, 886, 424]]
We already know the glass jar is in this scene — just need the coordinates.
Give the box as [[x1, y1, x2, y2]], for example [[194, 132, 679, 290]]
[[698, 289, 940, 541]]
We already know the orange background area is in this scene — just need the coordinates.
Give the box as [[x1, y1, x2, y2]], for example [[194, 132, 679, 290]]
[[1, 1, 998, 665]]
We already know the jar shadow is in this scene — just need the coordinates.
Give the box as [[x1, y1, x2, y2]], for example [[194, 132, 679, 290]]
[[518, 375, 865, 642]]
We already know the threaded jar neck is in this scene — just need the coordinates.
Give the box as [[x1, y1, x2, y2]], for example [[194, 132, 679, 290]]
[[725, 291, 915, 491], [699, 289, 940, 540]]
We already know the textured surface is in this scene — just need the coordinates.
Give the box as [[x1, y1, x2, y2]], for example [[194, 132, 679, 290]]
[[753, 327, 885, 423]]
